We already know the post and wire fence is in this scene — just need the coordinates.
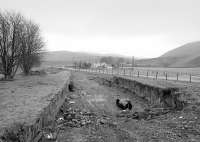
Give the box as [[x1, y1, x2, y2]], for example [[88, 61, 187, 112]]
[[70, 67, 200, 83]]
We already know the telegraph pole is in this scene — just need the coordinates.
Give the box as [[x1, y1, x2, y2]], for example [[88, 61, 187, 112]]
[[132, 56, 134, 70], [131, 56, 134, 77]]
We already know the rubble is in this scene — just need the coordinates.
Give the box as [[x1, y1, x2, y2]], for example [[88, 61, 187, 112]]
[[131, 108, 171, 120], [56, 117, 64, 124], [68, 101, 75, 105], [116, 108, 172, 120], [42, 129, 57, 141], [56, 105, 96, 128], [30, 70, 47, 76], [80, 90, 87, 96]]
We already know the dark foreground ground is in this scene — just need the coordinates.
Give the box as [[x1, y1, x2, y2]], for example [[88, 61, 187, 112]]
[[53, 72, 200, 142]]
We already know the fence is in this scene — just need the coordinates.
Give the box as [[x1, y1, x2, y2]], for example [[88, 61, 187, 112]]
[[69, 67, 200, 83]]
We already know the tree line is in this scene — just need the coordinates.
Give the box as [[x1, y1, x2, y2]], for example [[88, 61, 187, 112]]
[[73, 61, 92, 69], [0, 11, 44, 79], [100, 56, 131, 67]]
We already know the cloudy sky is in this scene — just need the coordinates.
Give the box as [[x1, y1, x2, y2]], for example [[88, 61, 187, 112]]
[[1, 0, 200, 58]]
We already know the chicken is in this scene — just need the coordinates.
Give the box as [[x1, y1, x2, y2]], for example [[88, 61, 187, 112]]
[[116, 98, 132, 110], [68, 81, 74, 92]]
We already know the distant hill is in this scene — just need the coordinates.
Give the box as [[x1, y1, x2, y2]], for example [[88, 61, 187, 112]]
[[42, 41, 200, 67], [42, 51, 101, 66], [137, 41, 200, 67], [42, 51, 130, 67], [161, 41, 200, 58]]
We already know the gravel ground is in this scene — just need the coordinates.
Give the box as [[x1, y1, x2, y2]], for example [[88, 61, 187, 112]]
[[53, 72, 200, 142]]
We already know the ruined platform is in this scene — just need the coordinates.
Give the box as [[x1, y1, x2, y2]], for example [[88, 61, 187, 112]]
[[0, 70, 70, 131]]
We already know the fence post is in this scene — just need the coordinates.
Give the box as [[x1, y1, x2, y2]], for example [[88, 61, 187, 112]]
[[112, 67, 113, 75], [123, 68, 125, 76], [131, 70, 134, 77], [166, 73, 167, 80], [147, 71, 149, 78], [190, 74, 192, 83], [137, 71, 139, 77], [156, 72, 158, 79], [177, 73, 179, 81]]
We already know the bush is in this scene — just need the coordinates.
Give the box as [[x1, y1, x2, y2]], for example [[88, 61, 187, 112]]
[[19, 20, 44, 75], [0, 123, 26, 142], [0, 11, 44, 79]]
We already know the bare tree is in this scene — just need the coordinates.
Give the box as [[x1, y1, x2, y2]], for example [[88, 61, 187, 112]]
[[19, 20, 44, 75], [0, 11, 44, 79], [0, 11, 23, 79]]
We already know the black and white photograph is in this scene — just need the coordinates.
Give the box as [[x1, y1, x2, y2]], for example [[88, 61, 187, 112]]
[[0, 0, 200, 141]]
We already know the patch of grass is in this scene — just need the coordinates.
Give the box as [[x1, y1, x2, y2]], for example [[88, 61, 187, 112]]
[[0, 123, 26, 142]]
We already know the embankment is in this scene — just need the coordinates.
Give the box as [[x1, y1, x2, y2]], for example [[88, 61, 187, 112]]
[[0, 70, 71, 142], [96, 75, 185, 110], [25, 76, 70, 141]]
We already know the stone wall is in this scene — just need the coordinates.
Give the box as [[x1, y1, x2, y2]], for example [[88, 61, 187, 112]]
[[24, 74, 71, 142], [98, 76, 184, 110]]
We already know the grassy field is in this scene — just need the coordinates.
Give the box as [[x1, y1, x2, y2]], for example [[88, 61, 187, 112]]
[[133, 67, 200, 75], [40, 60, 200, 75], [71, 66, 200, 83], [0, 69, 70, 131]]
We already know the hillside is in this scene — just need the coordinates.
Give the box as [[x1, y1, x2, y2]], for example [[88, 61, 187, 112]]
[[42, 51, 130, 67], [42, 51, 102, 66], [42, 41, 200, 68], [137, 41, 200, 67], [161, 41, 200, 58]]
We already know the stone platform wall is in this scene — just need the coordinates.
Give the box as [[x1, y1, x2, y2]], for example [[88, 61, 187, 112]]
[[99, 76, 184, 109], [24, 73, 71, 142]]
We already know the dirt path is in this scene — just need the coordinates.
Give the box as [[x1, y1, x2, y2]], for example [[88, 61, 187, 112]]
[[55, 72, 200, 142], [57, 72, 146, 142]]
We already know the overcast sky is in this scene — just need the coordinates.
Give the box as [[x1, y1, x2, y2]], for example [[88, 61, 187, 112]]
[[1, 0, 200, 58]]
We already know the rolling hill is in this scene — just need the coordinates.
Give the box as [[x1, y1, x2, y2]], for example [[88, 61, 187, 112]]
[[42, 51, 102, 66], [42, 51, 130, 67], [161, 41, 200, 58], [42, 41, 200, 68], [137, 41, 200, 67]]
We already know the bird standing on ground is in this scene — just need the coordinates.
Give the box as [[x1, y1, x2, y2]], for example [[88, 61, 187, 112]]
[[116, 98, 132, 110]]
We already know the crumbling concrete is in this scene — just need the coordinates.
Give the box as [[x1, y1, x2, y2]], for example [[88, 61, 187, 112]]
[[0, 71, 71, 142], [25, 73, 71, 142], [97, 76, 185, 110]]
